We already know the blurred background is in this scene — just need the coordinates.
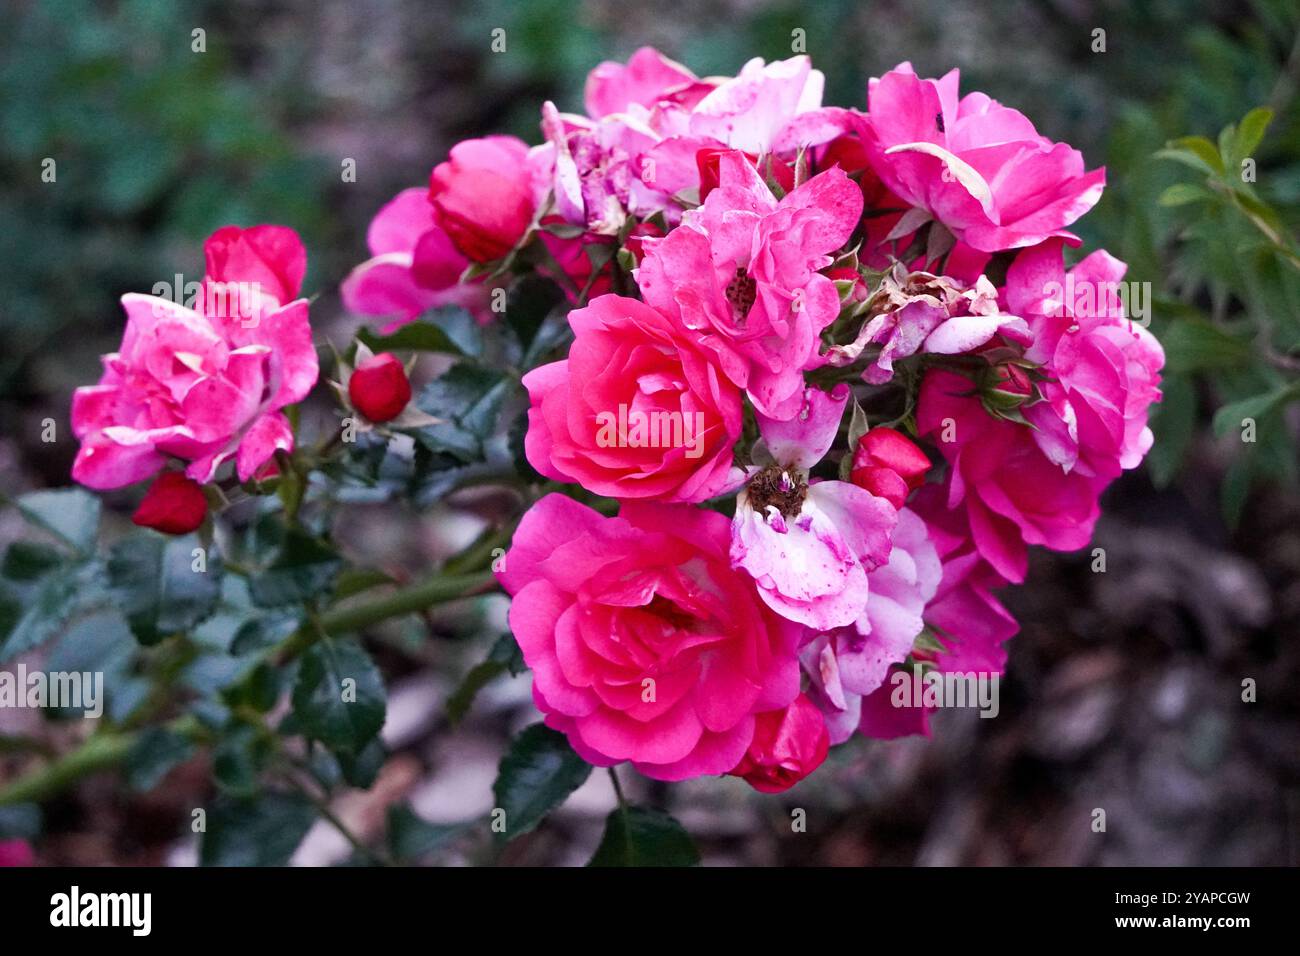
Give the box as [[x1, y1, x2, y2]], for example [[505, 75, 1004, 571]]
[[1, 0, 1298, 865]]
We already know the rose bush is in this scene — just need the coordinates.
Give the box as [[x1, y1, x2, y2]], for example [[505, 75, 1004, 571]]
[[2, 46, 1175, 866]]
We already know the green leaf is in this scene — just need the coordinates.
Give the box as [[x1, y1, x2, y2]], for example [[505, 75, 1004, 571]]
[[588, 806, 700, 867], [414, 364, 510, 462], [200, 792, 318, 866], [291, 637, 387, 755], [1158, 183, 1213, 207], [1220, 454, 1253, 530], [11, 488, 101, 554], [1160, 318, 1251, 374], [125, 727, 195, 792], [386, 803, 466, 862], [0, 560, 111, 664], [247, 527, 342, 607], [336, 737, 387, 789], [1211, 384, 1300, 436], [357, 316, 463, 357], [1, 541, 63, 581], [212, 723, 271, 796], [1161, 136, 1224, 174], [1233, 107, 1273, 164], [1147, 374, 1196, 488], [446, 634, 524, 725], [107, 532, 222, 645], [492, 723, 592, 840]]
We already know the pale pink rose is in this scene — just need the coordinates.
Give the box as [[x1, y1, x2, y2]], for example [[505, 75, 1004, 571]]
[[801, 507, 942, 743], [916, 368, 1106, 583], [856, 486, 1019, 739], [522, 294, 744, 503], [583, 46, 714, 119], [72, 227, 317, 490], [341, 188, 493, 330], [636, 151, 862, 419], [861, 63, 1105, 252], [1005, 240, 1164, 479], [731, 386, 897, 629], [497, 494, 802, 781]]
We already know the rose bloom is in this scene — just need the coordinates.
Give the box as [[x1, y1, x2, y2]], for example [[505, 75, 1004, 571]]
[[1004, 239, 1164, 480], [341, 187, 496, 330], [522, 293, 743, 503], [72, 226, 317, 490], [635, 150, 862, 420], [429, 136, 534, 262], [861, 63, 1105, 252], [497, 494, 802, 781]]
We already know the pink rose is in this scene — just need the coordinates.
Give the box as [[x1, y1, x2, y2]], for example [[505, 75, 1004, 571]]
[[1005, 240, 1164, 480], [635, 151, 862, 420], [71, 226, 317, 490], [800, 507, 942, 742], [0, 839, 34, 867], [202, 223, 305, 308], [728, 693, 830, 793], [861, 63, 1105, 252], [583, 46, 714, 119], [522, 294, 743, 503], [916, 368, 1105, 583], [341, 188, 494, 330], [732, 385, 897, 629], [497, 494, 802, 781], [429, 136, 534, 263]]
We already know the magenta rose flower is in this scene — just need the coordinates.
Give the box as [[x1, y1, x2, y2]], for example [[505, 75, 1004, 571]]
[[917, 368, 1105, 583], [522, 293, 744, 503], [861, 63, 1105, 252], [636, 150, 863, 420], [341, 187, 495, 330], [71, 226, 317, 489], [497, 494, 802, 781], [429, 136, 534, 263], [1005, 240, 1165, 480]]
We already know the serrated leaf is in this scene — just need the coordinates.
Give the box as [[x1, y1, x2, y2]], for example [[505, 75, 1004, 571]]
[[247, 527, 342, 607], [1161, 318, 1251, 374], [291, 637, 386, 755], [446, 634, 524, 724], [0, 559, 111, 663], [492, 723, 592, 841], [107, 532, 222, 645], [200, 792, 317, 866], [11, 488, 100, 554], [413, 364, 510, 462], [1, 541, 63, 581], [356, 316, 463, 356], [587, 806, 700, 867]]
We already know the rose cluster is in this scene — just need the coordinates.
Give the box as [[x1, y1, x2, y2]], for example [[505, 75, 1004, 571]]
[[70, 49, 1163, 795], [460, 50, 1160, 790]]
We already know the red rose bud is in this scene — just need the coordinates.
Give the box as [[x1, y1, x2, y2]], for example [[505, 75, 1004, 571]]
[[696, 147, 794, 202], [429, 137, 534, 263], [850, 426, 931, 510], [729, 694, 830, 793], [349, 352, 412, 423], [132, 472, 208, 535]]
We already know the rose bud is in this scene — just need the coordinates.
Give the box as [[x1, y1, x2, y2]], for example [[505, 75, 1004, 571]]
[[729, 694, 830, 793], [695, 147, 794, 202], [348, 352, 412, 423], [132, 472, 208, 535], [850, 426, 930, 509], [429, 136, 534, 263]]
